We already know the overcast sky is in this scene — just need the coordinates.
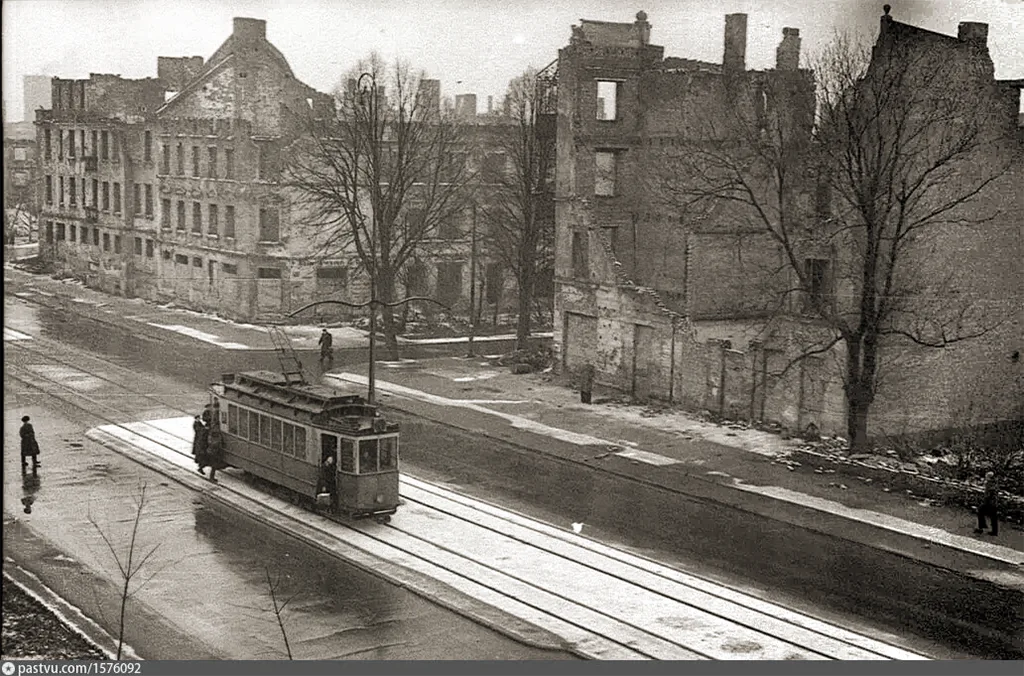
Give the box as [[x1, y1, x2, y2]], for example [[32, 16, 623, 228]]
[[3, 0, 1022, 121]]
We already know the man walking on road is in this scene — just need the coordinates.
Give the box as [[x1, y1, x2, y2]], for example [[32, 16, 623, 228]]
[[20, 415, 40, 473], [975, 471, 999, 536], [319, 328, 334, 369]]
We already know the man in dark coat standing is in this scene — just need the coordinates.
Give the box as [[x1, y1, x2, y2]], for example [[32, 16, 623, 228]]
[[193, 415, 209, 475], [20, 416, 40, 472], [318, 329, 334, 368], [975, 471, 999, 536]]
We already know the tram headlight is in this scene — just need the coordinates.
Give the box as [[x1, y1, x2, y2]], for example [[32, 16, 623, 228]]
[[375, 494, 384, 503]]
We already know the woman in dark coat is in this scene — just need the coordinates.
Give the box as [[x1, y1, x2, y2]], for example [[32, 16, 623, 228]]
[[20, 416, 40, 471], [192, 415, 209, 474]]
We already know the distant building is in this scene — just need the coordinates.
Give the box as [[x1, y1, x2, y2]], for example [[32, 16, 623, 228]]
[[455, 94, 478, 120], [23, 75, 52, 122]]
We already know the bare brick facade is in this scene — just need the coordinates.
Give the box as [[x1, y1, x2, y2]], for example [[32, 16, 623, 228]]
[[553, 10, 1022, 441]]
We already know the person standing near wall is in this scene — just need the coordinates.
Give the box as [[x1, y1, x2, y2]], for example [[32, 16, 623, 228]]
[[579, 363, 595, 405]]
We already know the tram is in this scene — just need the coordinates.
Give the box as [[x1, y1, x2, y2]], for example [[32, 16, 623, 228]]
[[208, 370, 400, 523]]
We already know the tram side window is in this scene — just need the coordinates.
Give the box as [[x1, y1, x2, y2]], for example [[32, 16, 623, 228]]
[[379, 436, 397, 470], [260, 415, 272, 448], [227, 405, 238, 435], [359, 438, 379, 474], [282, 423, 294, 456], [294, 426, 306, 460], [238, 407, 249, 439], [248, 411, 260, 445], [271, 419, 283, 452], [339, 439, 356, 472]]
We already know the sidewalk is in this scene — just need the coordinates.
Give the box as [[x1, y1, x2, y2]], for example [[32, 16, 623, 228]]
[[325, 356, 1024, 580], [4, 265, 543, 351]]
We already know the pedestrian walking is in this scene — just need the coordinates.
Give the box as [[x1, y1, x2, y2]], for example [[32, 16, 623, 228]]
[[205, 405, 226, 483], [579, 363, 595, 405], [975, 471, 999, 536], [318, 328, 334, 369], [192, 415, 209, 475], [19, 415, 40, 472]]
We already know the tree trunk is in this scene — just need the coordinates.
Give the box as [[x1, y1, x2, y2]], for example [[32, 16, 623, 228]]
[[846, 392, 871, 451], [515, 273, 534, 351], [515, 209, 538, 351], [843, 335, 878, 451]]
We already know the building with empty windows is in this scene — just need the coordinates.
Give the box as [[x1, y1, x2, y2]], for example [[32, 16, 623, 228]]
[[35, 17, 542, 325], [551, 10, 1022, 441], [36, 17, 334, 319]]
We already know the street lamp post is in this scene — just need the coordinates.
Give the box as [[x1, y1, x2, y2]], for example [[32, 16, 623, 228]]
[[357, 72, 378, 404]]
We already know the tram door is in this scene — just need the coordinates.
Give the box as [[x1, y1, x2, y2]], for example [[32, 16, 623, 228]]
[[320, 433, 338, 466]]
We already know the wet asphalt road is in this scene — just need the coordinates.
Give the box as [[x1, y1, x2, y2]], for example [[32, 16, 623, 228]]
[[4, 294, 1020, 659], [3, 301, 576, 660]]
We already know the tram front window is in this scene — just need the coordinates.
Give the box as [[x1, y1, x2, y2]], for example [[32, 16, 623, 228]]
[[379, 437, 396, 470], [359, 438, 379, 473], [339, 439, 355, 472]]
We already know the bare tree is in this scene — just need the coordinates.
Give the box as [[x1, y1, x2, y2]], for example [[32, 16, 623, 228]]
[[285, 53, 471, 359], [4, 176, 37, 246], [478, 67, 557, 350], [650, 31, 1008, 449], [264, 567, 297, 660], [88, 482, 164, 659]]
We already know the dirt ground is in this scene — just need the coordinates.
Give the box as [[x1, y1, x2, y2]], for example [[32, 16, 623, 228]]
[[1, 582, 106, 660]]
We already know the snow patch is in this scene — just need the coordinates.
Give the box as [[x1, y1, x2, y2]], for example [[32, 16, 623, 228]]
[[145, 324, 250, 350]]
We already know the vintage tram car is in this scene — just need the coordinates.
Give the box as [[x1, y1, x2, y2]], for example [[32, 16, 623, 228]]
[[209, 370, 400, 522]]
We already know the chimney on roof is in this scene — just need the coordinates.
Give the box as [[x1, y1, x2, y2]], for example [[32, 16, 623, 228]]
[[958, 22, 989, 47], [635, 10, 651, 46], [776, 27, 801, 71], [233, 17, 267, 43], [723, 14, 747, 73]]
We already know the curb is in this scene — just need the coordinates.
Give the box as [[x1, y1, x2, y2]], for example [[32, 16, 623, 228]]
[[2, 562, 140, 661]]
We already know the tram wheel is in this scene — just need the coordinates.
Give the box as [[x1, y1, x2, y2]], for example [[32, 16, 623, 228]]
[[374, 515, 391, 525]]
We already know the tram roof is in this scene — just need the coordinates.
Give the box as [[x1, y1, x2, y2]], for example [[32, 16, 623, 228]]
[[220, 370, 372, 414]]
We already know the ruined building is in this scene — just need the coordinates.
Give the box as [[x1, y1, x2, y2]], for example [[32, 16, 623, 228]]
[[552, 10, 1022, 440], [35, 17, 539, 324]]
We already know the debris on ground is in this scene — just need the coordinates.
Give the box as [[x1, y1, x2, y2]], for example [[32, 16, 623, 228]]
[[1, 581, 106, 660]]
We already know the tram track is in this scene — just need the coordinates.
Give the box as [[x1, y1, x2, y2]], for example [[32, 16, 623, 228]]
[[4, 331, 928, 660], [4, 351, 675, 659]]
